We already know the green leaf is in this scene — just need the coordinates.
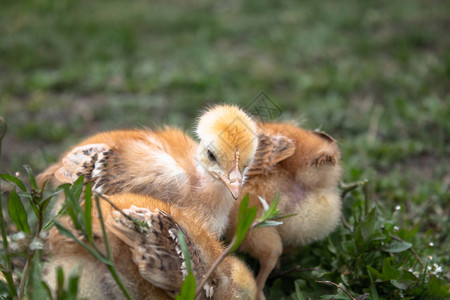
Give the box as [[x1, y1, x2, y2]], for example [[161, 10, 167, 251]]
[[371, 232, 387, 241], [70, 175, 84, 201], [39, 180, 48, 196], [42, 219, 55, 231], [390, 279, 414, 290], [294, 280, 306, 300], [381, 258, 401, 280], [28, 197, 40, 219], [359, 208, 378, 241], [35, 180, 51, 215], [273, 213, 297, 220], [84, 182, 93, 243], [419, 263, 428, 289], [426, 275, 450, 297], [267, 278, 284, 299], [0, 279, 11, 299], [8, 190, 30, 234], [40, 196, 53, 213], [341, 240, 357, 256], [232, 194, 257, 253], [63, 187, 81, 230], [366, 266, 382, 280], [254, 220, 283, 228], [16, 188, 40, 220], [63, 176, 85, 230], [0, 279, 13, 299], [67, 266, 80, 299], [0, 174, 27, 192], [56, 267, 65, 300], [178, 230, 192, 274], [176, 273, 196, 300], [382, 240, 412, 253], [368, 270, 379, 300], [257, 193, 281, 223], [41, 281, 54, 300], [27, 252, 48, 300], [23, 165, 38, 190]]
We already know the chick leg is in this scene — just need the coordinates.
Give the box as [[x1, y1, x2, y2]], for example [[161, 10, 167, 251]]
[[239, 226, 282, 300]]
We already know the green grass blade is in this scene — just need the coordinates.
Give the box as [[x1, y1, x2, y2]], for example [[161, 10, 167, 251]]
[[0, 177, 18, 297], [84, 182, 93, 243], [367, 270, 379, 300], [23, 165, 38, 191], [56, 267, 65, 300], [41, 281, 54, 300], [63, 176, 85, 230], [0, 174, 27, 192], [67, 266, 80, 300], [8, 190, 30, 234], [177, 230, 192, 274], [232, 194, 257, 252], [176, 273, 196, 300], [40, 196, 53, 213], [70, 175, 84, 201], [294, 281, 306, 300]]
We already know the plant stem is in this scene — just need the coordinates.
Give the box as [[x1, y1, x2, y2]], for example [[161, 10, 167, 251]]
[[340, 180, 367, 199], [0, 195, 18, 299], [18, 253, 33, 300], [18, 205, 45, 299], [341, 215, 352, 230], [95, 195, 134, 300], [194, 218, 265, 299], [389, 233, 424, 267], [97, 193, 133, 222], [363, 181, 369, 216], [0, 118, 18, 299], [316, 281, 355, 300], [195, 235, 237, 300]]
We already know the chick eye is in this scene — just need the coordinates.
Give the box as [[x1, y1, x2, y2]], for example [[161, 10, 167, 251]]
[[207, 150, 217, 162]]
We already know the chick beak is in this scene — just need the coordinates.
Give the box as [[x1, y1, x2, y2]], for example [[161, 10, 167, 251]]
[[227, 168, 242, 200]]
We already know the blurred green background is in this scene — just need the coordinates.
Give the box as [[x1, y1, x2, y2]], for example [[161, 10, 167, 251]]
[[0, 0, 449, 298]]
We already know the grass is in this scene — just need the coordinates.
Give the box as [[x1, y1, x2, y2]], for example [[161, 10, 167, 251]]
[[0, 0, 449, 298]]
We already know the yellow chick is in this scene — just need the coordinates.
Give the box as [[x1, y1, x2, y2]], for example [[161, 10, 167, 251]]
[[38, 105, 258, 237], [43, 193, 257, 300], [225, 122, 342, 299]]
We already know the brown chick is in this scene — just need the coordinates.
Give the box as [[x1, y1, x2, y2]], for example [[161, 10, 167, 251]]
[[43, 193, 257, 300], [225, 122, 342, 299], [38, 105, 258, 237]]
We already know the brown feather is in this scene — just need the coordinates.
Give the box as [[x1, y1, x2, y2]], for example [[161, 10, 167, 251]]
[[245, 132, 295, 176]]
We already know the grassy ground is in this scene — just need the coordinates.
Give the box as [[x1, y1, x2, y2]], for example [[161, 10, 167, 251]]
[[0, 0, 449, 298]]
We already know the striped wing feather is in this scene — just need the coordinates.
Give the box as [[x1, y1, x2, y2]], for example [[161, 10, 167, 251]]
[[106, 206, 205, 294], [246, 133, 295, 176]]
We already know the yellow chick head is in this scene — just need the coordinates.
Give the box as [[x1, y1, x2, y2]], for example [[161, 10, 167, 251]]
[[196, 105, 258, 199]]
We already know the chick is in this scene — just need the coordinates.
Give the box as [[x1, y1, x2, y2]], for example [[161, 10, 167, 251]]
[[225, 122, 342, 298], [38, 105, 258, 236], [43, 193, 257, 300]]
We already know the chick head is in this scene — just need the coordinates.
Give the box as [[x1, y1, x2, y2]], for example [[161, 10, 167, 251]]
[[263, 122, 341, 188], [196, 105, 258, 199]]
